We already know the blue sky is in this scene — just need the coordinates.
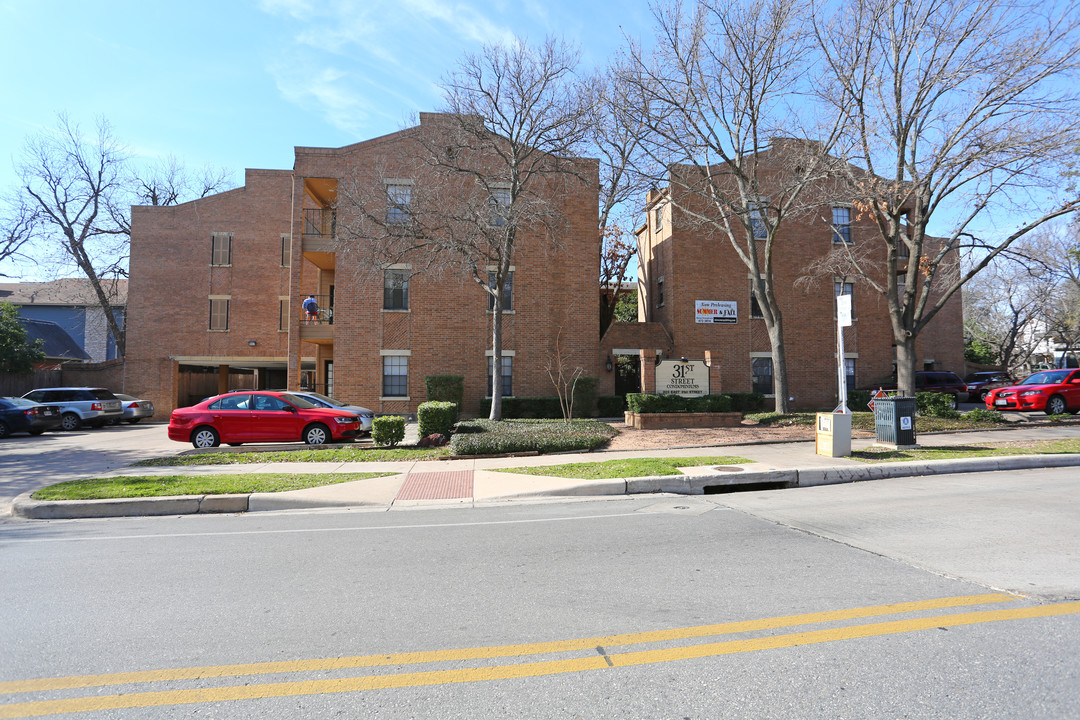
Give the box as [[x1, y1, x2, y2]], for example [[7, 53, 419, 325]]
[[0, 0, 653, 269]]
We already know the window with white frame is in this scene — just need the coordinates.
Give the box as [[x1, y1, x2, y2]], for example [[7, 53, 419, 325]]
[[386, 183, 412, 225], [211, 232, 232, 266], [752, 356, 773, 395], [384, 268, 409, 310], [487, 355, 513, 397], [654, 204, 664, 231], [209, 297, 230, 331], [831, 206, 852, 244], [488, 270, 513, 311], [382, 355, 408, 397], [489, 187, 511, 227]]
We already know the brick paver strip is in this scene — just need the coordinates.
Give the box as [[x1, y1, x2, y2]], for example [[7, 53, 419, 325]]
[[396, 470, 474, 501]]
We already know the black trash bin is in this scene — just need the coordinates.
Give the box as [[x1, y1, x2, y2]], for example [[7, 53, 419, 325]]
[[874, 396, 917, 447]]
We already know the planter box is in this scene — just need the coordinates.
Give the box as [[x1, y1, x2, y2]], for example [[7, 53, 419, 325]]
[[625, 411, 743, 430]]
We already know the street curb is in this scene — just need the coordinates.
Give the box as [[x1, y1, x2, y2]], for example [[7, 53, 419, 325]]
[[11, 454, 1080, 519]]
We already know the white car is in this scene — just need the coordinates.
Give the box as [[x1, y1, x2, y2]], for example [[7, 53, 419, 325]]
[[279, 391, 375, 434]]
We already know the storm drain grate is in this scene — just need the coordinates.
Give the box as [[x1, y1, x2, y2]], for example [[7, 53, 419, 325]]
[[703, 480, 794, 494]]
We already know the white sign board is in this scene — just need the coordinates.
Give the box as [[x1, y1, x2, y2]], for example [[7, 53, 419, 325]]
[[695, 300, 738, 324], [837, 294, 852, 327], [656, 360, 710, 397]]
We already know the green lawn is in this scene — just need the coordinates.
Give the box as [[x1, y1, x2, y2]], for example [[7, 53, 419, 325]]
[[745, 411, 1020, 432], [852, 439, 1080, 463], [492, 456, 752, 479], [133, 446, 448, 467], [31, 472, 395, 500]]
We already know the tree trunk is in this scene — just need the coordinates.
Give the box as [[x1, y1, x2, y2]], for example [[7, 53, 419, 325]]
[[767, 318, 790, 413], [895, 334, 918, 397]]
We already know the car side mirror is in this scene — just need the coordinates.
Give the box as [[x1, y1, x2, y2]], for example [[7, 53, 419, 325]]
[[285, 405, 297, 412]]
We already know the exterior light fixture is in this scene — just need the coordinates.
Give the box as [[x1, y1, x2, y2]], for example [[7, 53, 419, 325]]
[[248, 340, 257, 347], [605, 355, 613, 372]]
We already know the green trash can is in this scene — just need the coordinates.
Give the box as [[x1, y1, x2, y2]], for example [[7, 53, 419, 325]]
[[874, 397, 917, 447]]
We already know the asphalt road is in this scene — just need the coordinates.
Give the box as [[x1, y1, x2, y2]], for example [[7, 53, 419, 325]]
[[2, 469, 1078, 719]]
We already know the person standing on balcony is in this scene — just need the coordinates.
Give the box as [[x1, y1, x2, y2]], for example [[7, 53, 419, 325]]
[[302, 295, 319, 325]]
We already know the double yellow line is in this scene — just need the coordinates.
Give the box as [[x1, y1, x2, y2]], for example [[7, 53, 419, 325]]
[[2, 593, 1077, 718]]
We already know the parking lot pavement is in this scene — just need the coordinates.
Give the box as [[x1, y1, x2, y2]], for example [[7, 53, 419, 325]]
[[0, 422, 178, 514]]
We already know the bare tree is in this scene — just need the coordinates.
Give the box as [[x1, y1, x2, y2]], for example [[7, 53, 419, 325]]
[[591, 67, 653, 335], [963, 254, 1051, 373], [336, 37, 593, 420], [546, 327, 585, 422], [809, 0, 1080, 396], [3, 114, 236, 356], [0, 196, 37, 275], [14, 114, 130, 355], [622, 0, 842, 413]]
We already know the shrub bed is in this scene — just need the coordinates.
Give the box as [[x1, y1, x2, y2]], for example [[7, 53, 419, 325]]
[[448, 419, 616, 455], [417, 401, 458, 437], [371, 415, 406, 446], [425, 375, 464, 408]]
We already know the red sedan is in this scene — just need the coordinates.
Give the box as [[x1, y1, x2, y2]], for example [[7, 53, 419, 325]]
[[985, 369, 1080, 415], [168, 391, 363, 448]]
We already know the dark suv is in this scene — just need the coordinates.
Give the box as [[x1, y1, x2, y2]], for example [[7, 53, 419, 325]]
[[861, 371, 968, 408], [22, 387, 123, 430], [963, 371, 1014, 403]]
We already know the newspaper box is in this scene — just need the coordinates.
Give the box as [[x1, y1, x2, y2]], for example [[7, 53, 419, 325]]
[[815, 412, 852, 457]]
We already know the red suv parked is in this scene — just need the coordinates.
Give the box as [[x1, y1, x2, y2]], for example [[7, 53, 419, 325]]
[[168, 391, 363, 448]]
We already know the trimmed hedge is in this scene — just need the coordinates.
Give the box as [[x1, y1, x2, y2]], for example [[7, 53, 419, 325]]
[[449, 419, 616, 455], [728, 392, 766, 412], [371, 415, 406, 446], [487, 380, 600, 419], [425, 375, 464, 408], [625, 393, 734, 414], [417, 401, 458, 437]]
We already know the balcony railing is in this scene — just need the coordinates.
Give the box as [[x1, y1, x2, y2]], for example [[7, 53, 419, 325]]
[[303, 208, 336, 239], [299, 293, 334, 325]]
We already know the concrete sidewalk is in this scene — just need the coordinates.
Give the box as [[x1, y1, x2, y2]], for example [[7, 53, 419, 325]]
[[12, 424, 1080, 519]]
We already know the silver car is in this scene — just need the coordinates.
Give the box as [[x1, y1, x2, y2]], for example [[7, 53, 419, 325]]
[[113, 393, 155, 424], [283, 390, 375, 434], [22, 387, 123, 430]]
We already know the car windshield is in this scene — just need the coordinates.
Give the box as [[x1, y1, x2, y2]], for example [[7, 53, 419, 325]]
[[89, 389, 117, 400], [2, 397, 36, 407], [115, 394, 136, 401], [280, 393, 318, 409], [301, 391, 339, 405], [1020, 371, 1070, 385]]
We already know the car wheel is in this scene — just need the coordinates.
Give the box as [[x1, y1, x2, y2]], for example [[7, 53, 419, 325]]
[[303, 423, 330, 446], [979, 390, 989, 403], [948, 394, 958, 410], [61, 412, 82, 431], [1046, 395, 1067, 415], [126, 418, 141, 425], [0, 421, 10, 439], [191, 426, 221, 449]]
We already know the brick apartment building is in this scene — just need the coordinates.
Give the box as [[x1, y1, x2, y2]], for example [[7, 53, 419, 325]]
[[621, 150, 964, 409], [126, 113, 600, 416]]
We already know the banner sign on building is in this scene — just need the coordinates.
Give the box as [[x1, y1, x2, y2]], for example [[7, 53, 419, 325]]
[[695, 300, 738, 324], [656, 360, 710, 397]]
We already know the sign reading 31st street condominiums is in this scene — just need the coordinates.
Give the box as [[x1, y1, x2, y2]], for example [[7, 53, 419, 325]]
[[695, 300, 738, 324], [656, 360, 709, 397]]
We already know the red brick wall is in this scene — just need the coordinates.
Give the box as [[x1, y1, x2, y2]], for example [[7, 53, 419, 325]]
[[127, 116, 600, 418], [637, 159, 964, 409]]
